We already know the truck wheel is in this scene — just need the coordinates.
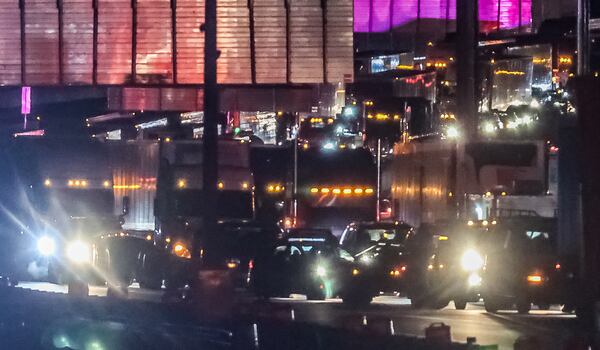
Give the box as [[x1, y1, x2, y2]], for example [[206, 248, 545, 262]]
[[454, 299, 467, 310], [517, 301, 531, 314], [484, 297, 501, 313]]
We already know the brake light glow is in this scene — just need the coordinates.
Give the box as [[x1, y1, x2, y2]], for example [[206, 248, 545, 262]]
[[555, 263, 561, 270], [527, 275, 543, 284]]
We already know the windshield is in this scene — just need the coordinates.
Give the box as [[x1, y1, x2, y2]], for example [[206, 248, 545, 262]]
[[359, 226, 412, 243]]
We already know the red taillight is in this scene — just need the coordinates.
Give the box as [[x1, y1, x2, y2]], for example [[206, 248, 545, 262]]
[[248, 259, 254, 270], [555, 263, 561, 270]]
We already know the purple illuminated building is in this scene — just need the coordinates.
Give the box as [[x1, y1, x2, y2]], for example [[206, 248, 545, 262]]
[[354, 0, 531, 33]]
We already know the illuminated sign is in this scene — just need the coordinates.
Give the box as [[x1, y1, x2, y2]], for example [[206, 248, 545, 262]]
[[21, 86, 31, 114]]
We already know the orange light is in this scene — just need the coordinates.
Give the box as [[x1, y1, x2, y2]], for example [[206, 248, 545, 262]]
[[352, 268, 360, 276], [174, 244, 184, 252], [165, 237, 171, 243], [354, 188, 363, 194], [145, 234, 152, 241], [365, 188, 374, 194], [44, 179, 52, 187], [103, 180, 111, 188], [310, 187, 319, 193], [303, 143, 309, 150], [68, 180, 74, 187], [332, 188, 341, 194], [217, 181, 224, 189], [321, 188, 330, 194], [177, 179, 186, 189], [227, 262, 238, 269], [527, 275, 543, 284], [343, 188, 352, 194], [241, 182, 249, 190]]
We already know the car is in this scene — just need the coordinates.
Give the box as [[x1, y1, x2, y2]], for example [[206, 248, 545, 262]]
[[250, 228, 369, 304], [405, 220, 488, 309], [339, 221, 415, 296], [148, 220, 282, 291], [481, 217, 578, 314]]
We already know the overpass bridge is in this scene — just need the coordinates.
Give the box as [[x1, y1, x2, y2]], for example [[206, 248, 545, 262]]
[[0, 0, 353, 112]]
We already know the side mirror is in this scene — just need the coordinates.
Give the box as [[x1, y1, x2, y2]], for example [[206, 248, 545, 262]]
[[122, 196, 130, 216]]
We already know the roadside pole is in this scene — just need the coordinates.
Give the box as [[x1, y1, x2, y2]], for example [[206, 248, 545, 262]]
[[201, 0, 218, 251], [376, 138, 381, 222], [455, 0, 478, 220], [293, 113, 299, 225]]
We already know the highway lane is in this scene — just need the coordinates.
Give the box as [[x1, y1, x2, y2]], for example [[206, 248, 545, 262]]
[[17, 283, 579, 349]]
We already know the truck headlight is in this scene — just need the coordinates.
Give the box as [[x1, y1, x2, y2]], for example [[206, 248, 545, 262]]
[[37, 236, 56, 257], [467, 273, 482, 287], [316, 266, 327, 277], [461, 250, 483, 271], [66, 240, 91, 263]]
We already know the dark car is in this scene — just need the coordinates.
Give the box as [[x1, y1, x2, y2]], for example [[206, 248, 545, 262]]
[[250, 228, 368, 304], [141, 220, 282, 291], [339, 221, 415, 296], [481, 217, 578, 314], [406, 220, 489, 310]]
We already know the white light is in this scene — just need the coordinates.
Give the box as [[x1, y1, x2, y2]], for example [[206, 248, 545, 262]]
[[316, 266, 327, 277], [66, 240, 91, 263], [446, 126, 459, 139], [359, 255, 372, 264], [507, 120, 518, 129], [530, 99, 540, 108], [461, 250, 484, 271], [482, 122, 495, 134], [343, 108, 354, 117], [323, 142, 335, 150], [37, 236, 56, 257], [521, 114, 532, 125], [336, 126, 344, 134], [467, 273, 482, 287]]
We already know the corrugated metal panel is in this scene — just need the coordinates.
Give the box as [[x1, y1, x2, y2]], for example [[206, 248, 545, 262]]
[[109, 140, 159, 231], [0, 0, 353, 86], [24, 0, 60, 84], [253, 0, 286, 83], [175, 0, 204, 83], [62, 0, 94, 84], [326, 0, 353, 82], [136, 0, 173, 83], [289, 0, 323, 83], [0, 0, 21, 84], [216, 0, 251, 83], [97, 0, 133, 84]]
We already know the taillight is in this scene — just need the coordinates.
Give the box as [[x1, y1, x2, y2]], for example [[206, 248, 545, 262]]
[[226, 259, 240, 269], [527, 274, 543, 284], [248, 259, 254, 270], [555, 263, 561, 270]]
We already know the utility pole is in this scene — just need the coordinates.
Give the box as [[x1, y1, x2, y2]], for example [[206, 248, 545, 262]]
[[577, 0, 590, 76], [201, 0, 218, 250], [456, 0, 478, 141]]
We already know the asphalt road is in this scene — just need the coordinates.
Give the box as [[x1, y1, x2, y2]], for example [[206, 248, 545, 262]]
[[17, 282, 580, 349]]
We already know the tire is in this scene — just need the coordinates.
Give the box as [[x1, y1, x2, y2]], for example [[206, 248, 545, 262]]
[[454, 299, 467, 310], [484, 297, 501, 313], [517, 301, 531, 314]]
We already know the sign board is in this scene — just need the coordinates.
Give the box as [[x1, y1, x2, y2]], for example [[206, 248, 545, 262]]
[[21, 86, 31, 114]]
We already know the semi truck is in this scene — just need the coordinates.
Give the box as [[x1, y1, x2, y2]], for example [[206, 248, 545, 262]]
[[296, 147, 377, 236], [0, 138, 139, 292], [387, 137, 555, 308]]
